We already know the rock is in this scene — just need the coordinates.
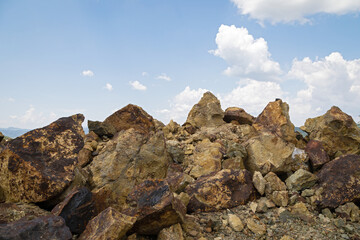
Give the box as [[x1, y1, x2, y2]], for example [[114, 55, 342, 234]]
[[228, 214, 244, 232], [280, 236, 295, 240], [301, 189, 315, 197], [315, 154, 360, 209], [285, 169, 318, 191], [305, 140, 330, 169], [222, 141, 247, 170], [77, 148, 93, 167], [166, 171, 194, 194], [271, 191, 289, 207], [246, 218, 266, 235], [252, 171, 266, 195], [163, 120, 181, 139], [253, 99, 297, 144], [0, 203, 51, 224], [0, 114, 84, 203], [224, 107, 255, 125], [88, 120, 117, 138], [264, 172, 288, 207], [157, 223, 184, 240], [186, 169, 256, 212], [0, 215, 72, 240], [245, 131, 295, 175], [124, 179, 186, 235], [301, 106, 360, 158], [79, 207, 136, 240], [88, 127, 170, 211], [51, 187, 95, 234], [291, 202, 312, 219], [166, 140, 185, 164], [185, 92, 225, 129], [103, 104, 156, 134], [321, 208, 334, 219], [335, 202, 360, 222]]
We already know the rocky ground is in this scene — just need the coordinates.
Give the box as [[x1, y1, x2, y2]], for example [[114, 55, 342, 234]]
[[1, 91, 360, 240]]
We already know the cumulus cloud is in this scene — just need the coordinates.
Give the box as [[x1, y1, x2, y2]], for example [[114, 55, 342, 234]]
[[156, 73, 172, 81], [129, 81, 147, 91], [231, 0, 360, 24], [105, 83, 113, 91], [82, 70, 94, 77], [210, 25, 281, 79]]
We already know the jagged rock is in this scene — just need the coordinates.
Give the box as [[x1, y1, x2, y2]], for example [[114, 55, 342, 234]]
[[335, 202, 360, 222], [245, 131, 295, 175], [246, 218, 266, 235], [163, 120, 181, 139], [0, 215, 72, 240], [88, 120, 117, 138], [0, 203, 51, 224], [124, 179, 186, 235], [157, 223, 184, 240], [103, 104, 155, 134], [252, 171, 266, 195], [224, 107, 255, 125], [305, 140, 330, 169], [166, 170, 194, 194], [186, 169, 256, 212], [301, 106, 360, 158], [291, 202, 312, 218], [222, 141, 246, 170], [315, 154, 360, 209], [253, 99, 297, 143], [79, 207, 136, 240], [51, 187, 95, 234], [166, 140, 185, 164], [185, 92, 225, 129], [285, 169, 317, 191], [0, 114, 84, 203], [228, 214, 244, 232], [264, 172, 288, 207], [88, 127, 170, 212], [77, 131, 99, 167]]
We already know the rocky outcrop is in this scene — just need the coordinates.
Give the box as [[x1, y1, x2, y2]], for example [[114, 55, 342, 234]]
[[224, 107, 255, 125], [301, 106, 360, 158], [0, 114, 85, 203], [186, 169, 256, 212], [305, 140, 330, 170], [184, 92, 225, 129]]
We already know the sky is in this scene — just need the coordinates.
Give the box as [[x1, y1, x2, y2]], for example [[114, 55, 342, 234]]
[[1, 0, 360, 129]]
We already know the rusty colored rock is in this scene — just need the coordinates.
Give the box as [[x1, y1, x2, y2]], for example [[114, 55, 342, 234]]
[[125, 179, 186, 235], [301, 106, 360, 158], [158, 223, 184, 240], [305, 140, 330, 169], [0, 203, 51, 224], [186, 169, 256, 213], [224, 107, 255, 125], [315, 154, 360, 209], [103, 104, 155, 134], [0, 215, 72, 240], [79, 207, 136, 240], [0, 114, 85, 203]]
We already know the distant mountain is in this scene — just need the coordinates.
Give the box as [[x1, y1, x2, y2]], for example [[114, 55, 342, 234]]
[[0, 127, 31, 138]]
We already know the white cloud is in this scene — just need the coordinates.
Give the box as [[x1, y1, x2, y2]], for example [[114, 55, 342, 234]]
[[105, 83, 113, 91], [231, 0, 360, 24], [129, 81, 147, 91], [210, 25, 281, 79], [142, 72, 149, 77], [82, 70, 94, 77], [7, 106, 58, 129], [156, 73, 172, 81]]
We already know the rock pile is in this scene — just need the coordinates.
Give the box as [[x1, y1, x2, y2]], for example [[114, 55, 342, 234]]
[[1, 91, 360, 239]]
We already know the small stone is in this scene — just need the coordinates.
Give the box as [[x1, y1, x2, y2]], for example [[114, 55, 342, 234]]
[[250, 202, 258, 213], [158, 223, 184, 240], [271, 191, 289, 207], [322, 208, 334, 219], [344, 224, 354, 233], [335, 202, 360, 222], [253, 171, 266, 195], [228, 214, 244, 232], [246, 218, 266, 235], [188, 230, 198, 237], [319, 214, 330, 223], [334, 218, 346, 228], [291, 202, 311, 217], [301, 189, 315, 197], [280, 236, 295, 240], [340, 234, 350, 240], [285, 169, 318, 191]]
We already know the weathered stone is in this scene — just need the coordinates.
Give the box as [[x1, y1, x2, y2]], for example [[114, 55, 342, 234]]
[[245, 131, 295, 175], [185, 92, 225, 129], [246, 218, 266, 235], [253, 99, 297, 144], [103, 104, 155, 134], [224, 107, 255, 125], [88, 128, 170, 212], [315, 154, 360, 209], [166, 171, 194, 194], [124, 179, 186, 235], [186, 169, 256, 212], [157, 223, 184, 240], [77, 148, 92, 167], [271, 191, 289, 207], [305, 140, 330, 169], [166, 140, 185, 164], [291, 202, 312, 218], [51, 187, 95, 234], [163, 120, 181, 139], [285, 169, 318, 191], [0, 114, 84, 203], [79, 207, 136, 240], [301, 106, 360, 158], [335, 202, 360, 222], [228, 214, 244, 232], [88, 120, 117, 138], [222, 141, 246, 170], [264, 172, 288, 207], [0, 203, 51, 224], [0, 215, 72, 240], [252, 171, 266, 195], [280, 236, 295, 240]]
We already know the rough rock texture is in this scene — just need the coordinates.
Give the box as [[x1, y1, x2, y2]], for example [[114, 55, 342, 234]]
[[228, 214, 244, 232], [315, 154, 360, 209], [157, 223, 184, 240], [125, 179, 186, 235], [0, 215, 72, 240], [222, 142, 247, 170], [51, 187, 95, 234], [285, 169, 317, 191], [0, 114, 85, 203], [335, 202, 360, 222], [301, 106, 360, 158], [79, 207, 136, 240], [88, 120, 117, 138], [245, 131, 295, 175], [186, 169, 256, 213], [253, 99, 297, 144], [0, 203, 51, 224], [305, 140, 330, 170], [252, 171, 266, 196], [264, 172, 288, 207], [103, 104, 155, 134], [224, 107, 255, 125], [185, 92, 225, 129], [88, 128, 170, 212]]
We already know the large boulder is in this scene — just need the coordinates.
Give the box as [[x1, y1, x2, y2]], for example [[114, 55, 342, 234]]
[[184, 92, 225, 129], [186, 169, 256, 213], [224, 107, 255, 125], [301, 106, 360, 158], [253, 99, 297, 144], [0, 114, 85, 203]]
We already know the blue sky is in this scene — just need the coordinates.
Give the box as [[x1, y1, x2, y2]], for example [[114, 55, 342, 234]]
[[1, 0, 360, 129]]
